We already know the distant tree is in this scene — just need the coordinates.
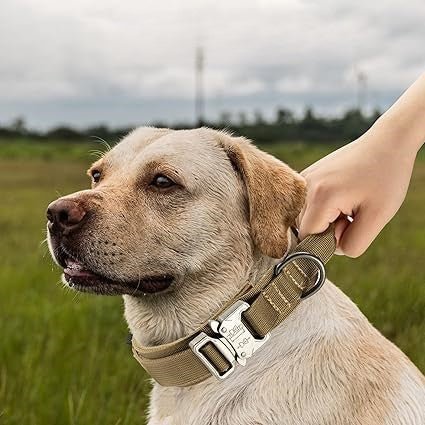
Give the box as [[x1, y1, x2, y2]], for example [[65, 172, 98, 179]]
[[151, 121, 168, 129], [302, 107, 316, 124], [0, 105, 387, 145], [299, 107, 332, 142], [237, 111, 248, 127], [10, 116, 26, 134], [275, 108, 294, 125], [84, 125, 110, 141], [254, 110, 266, 125], [369, 108, 381, 124], [46, 126, 82, 140], [339, 108, 369, 140], [112, 126, 134, 139], [218, 111, 232, 127]]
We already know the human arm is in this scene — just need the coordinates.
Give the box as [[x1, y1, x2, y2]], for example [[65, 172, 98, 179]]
[[298, 72, 425, 257]]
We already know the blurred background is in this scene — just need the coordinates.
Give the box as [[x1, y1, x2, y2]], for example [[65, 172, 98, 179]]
[[0, 1, 424, 424]]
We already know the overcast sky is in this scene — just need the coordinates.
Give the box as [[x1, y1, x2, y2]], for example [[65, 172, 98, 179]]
[[1, 0, 424, 129]]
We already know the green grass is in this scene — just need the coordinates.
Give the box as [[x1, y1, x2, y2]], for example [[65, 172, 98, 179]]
[[0, 140, 424, 424], [0, 138, 98, 161]]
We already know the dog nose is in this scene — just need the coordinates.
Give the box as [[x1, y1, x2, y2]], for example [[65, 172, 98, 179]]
[[47, 199, 87, 233]]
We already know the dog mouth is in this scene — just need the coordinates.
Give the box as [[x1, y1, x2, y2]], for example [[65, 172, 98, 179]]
[[57, 248, 174, 296]]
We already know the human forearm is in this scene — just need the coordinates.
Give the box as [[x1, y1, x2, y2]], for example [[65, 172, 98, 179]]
[[298, 73, 424, 256], [369, 72, 425, 154]]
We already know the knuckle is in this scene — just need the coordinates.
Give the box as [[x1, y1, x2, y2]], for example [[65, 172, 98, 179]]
[[309, 181, 330, 202]]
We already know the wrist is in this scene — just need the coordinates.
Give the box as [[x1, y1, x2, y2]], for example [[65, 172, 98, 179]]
[[367, 112, 424, 155], [374, 72, 425, 154]]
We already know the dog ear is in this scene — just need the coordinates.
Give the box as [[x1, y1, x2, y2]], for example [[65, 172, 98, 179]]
[[217, 133, 306, 258]]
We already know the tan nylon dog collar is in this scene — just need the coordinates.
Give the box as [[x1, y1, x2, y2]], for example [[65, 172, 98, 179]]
[[132, 227, 336, 387]]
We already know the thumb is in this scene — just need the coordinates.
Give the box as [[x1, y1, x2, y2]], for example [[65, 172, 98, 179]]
[[338, 208, 382, 257], [298, 201, 341, 240]]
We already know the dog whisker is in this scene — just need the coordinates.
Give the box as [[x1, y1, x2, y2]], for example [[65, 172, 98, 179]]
[[89, 149, 106, 160], [130, 273, 143, 297], [71, 290, 82, 303], [90, 136, 112, 152]]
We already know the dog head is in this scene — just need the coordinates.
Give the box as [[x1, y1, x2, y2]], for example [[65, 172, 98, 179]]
[[47, 127, 305, 299]]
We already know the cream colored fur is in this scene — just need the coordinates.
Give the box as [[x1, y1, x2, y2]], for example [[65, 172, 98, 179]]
[[142, 282, 425, 425], [49, 127, 425, 425]]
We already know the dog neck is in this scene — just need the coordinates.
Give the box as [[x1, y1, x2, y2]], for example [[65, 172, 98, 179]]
[[124, 231, 296, 348]]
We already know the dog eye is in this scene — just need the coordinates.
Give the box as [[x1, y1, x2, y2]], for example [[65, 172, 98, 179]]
[[91, 170, 101, 183], [151, 174, 175, 189]]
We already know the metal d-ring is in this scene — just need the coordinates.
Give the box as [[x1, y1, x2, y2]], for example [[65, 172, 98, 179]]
[[274, 252, 326, 299]]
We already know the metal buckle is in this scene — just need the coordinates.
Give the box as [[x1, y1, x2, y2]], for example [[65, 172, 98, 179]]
[[274, 251, 326, 299], [189, 301, 269, 380], [189, 332, 236, 380]]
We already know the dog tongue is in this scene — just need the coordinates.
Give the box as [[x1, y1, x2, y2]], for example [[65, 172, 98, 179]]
[[64, 258, 95, 277]]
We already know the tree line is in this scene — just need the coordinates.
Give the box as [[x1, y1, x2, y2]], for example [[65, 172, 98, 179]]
[[0, 107, 381, 145]]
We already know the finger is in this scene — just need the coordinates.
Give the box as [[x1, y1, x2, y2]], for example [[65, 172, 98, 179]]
[[298, 203, 341, 240], [295, 196, 307, 229], [334, 215, 351, 244], [333, 215, 351, 255], [338, 208, 383, 257]]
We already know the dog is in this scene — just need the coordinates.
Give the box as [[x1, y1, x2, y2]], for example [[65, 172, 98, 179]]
[[47, 127, 425, 425]]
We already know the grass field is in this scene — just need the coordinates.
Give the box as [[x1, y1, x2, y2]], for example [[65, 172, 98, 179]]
[[0, 139, 424, 425]]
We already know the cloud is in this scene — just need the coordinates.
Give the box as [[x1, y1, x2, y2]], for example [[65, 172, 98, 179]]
[[0, 0, 424, 128]]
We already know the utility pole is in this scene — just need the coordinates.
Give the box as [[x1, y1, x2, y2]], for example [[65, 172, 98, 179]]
[[357, 71, 368, 114], [195, 46, 205, 126]]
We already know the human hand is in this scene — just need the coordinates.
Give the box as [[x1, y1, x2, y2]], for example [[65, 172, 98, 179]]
[[297, 133, 417, 257], [298, 72, 425, 257]]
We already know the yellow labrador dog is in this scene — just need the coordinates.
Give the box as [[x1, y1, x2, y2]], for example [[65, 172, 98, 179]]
[[47, 127, 425, 425]]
